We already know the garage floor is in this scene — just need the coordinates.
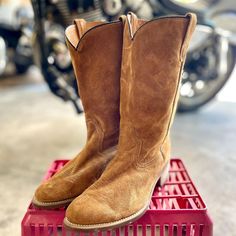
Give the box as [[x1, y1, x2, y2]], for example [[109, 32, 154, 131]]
[[0, 69, 236, 236]]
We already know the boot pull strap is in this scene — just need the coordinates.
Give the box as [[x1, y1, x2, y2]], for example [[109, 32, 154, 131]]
[[65, 20, 104, 50], [65, 24, 80, 49], [119, 15, 126, 25], [127, 12, 139, 39], [74, 19, 87, 38], [180, 13, 197, 61]]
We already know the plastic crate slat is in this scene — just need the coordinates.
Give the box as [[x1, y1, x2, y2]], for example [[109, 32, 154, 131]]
[[53, 225, 58, 236], [182, 172, 190, 181], [152, 194, 199, 199], [168, 224, 173, 236], [22, 225, 31, 236], [124, 225, 129, 236], [163, 198, 171, 210], [173, 184, 182, 195], [186, 183, 197, 195], [150, 224, 155, 236], [169, 169, 186, 173], [171, 198, 179, 210], [176, 172, 184, 182], [165, 182, 175, 210], [159, 225, 164, 236], [159, 185, 168, 209], [34, 225, 41, 236], [177, 225, 182, 236], [185, 224, 191, 236], [149, 199, 156, 209], [176, 161, 185, 170], [132, 225, 137, 236], [164, 180, 192, 185], [170, 161, 179, 171], [115, 228, 120, 236], [188, 198, 198, 209], [195, 198, 204, 209], [155, 198, 163, 210], [169, 172, 175, 183], [181, 184, 191, 196], [194, 224, 200, 236], [97, 232, 103, 236], [61, 226, 67, 236]]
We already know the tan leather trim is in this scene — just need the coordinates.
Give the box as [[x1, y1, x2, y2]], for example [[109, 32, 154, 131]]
[[65, 20, 109, 50], [74, 20, 104, 38], [126, 13, 195, 41], [180, 13, 197, 61], [65, 25, 80, 49]]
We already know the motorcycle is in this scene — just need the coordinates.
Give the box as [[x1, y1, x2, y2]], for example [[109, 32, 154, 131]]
[[151, 0, 236, 111], [31, 0, 236, 113], [0, 2, 34, 76], [31, 0, 115, 113]]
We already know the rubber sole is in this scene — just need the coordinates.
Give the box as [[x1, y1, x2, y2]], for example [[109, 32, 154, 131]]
[[32, 196, 75, 209], [64, 162, 170, 232]]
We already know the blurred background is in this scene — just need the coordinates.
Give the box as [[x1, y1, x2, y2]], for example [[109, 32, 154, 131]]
[[0, 0, 236, 235]]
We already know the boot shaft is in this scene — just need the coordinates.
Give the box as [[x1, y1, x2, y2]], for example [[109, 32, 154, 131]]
[[119, 13, 196, 153], [65, 20, 124, 150]]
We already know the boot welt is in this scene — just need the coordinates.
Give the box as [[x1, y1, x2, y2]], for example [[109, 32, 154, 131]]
[[32, 196, 75, 209], [64, 162, 170, 232]]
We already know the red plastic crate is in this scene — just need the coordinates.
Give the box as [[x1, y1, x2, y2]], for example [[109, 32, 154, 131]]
[[21, 159, 213, 236]]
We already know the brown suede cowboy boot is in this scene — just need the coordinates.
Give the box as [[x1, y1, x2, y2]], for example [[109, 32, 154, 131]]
[[32, 18, 124, 208], [64, 12, 196, 230]]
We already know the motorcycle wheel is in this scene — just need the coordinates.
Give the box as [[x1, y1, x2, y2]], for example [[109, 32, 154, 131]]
[[178, 36, 236, 112]]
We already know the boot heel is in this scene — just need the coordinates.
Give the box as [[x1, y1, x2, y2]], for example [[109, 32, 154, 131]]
[[158, 161, 170, 186]]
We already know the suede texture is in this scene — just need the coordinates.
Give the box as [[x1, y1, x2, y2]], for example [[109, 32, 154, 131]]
[[33, 20, 123, 207], [65, 12, 196, 228]]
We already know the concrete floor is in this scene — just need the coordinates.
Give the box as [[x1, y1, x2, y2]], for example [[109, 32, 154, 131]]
[[0, 69, 236, 236]]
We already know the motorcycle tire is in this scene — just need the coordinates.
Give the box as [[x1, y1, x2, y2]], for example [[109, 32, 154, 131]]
[[177, 44, 236, 113]]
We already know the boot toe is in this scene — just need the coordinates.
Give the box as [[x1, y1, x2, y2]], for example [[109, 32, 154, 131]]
[[34, 181, 58, 203], [33, 179, 74, 207], [65, 194, 119, 227]]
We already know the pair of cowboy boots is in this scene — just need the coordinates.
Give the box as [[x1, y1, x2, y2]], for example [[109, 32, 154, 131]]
[[32, 12, 196, 231]]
